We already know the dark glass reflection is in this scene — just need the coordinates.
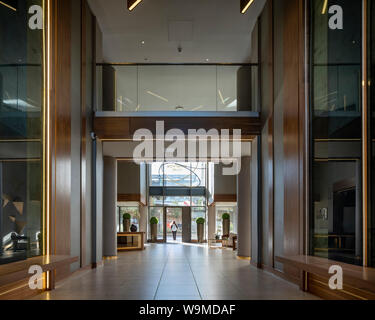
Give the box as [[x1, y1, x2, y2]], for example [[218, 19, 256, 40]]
[[310, 0, 363, 265], [369, 0, 375, 267], [0, 0, 44, 265]]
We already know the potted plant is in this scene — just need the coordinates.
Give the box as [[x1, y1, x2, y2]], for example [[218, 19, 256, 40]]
[[150, 217, 159, 242], [196, 217, 205, 243], [123, 213, 131, 232], [222, 213, 230, 237]]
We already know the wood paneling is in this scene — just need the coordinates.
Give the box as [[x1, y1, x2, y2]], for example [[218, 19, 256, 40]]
[[117, 194, 141, 202], [80, 0, 87, 268], [50, 0, 72, 280], [0, 255, 78, 300], [282, 0, 306, 280], [309, 273, 375, 300], [255, 0, 306, 282], [259, 0, 274, 269], [94, 116, 260, 140], [0, 255, 78, 288], [266, 0, 275, 269], [213, 194, 237, 203], [277, 255, 375, 299]]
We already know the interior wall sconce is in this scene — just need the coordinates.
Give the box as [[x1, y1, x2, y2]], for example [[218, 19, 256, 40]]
[[240, 0, 255, 14], [128, 0, 142, 11]]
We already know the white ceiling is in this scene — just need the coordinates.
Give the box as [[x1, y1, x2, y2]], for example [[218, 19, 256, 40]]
[[88, 0, 265, 63]]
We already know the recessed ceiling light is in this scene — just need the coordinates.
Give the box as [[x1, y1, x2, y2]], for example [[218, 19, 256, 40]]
[[128, 0, 142, 11], [240, 0, 255, 14], [141, 40, 145, 45]]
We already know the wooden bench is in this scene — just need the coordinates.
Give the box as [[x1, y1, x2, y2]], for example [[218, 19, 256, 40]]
[[0, 255, 78, 296], [276, 255, 375, 299]]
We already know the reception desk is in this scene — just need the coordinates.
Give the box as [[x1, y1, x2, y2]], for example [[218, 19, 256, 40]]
[[117, 232, 145, 251]]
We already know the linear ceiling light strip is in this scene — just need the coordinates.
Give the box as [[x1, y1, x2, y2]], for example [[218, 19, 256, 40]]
[[241, 0, 255, 14], [0, 0, 17, 11], [128, 0, 142, 11], [127, 1, 255, 14]]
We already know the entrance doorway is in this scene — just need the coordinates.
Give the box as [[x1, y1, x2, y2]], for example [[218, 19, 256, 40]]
[[166, 208, 182, 242], [164, 207, 191, 243]]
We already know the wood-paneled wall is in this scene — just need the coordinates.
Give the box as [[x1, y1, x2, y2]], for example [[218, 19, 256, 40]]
[[94, 116, 261, 141], [50, 0, 72, 280], [80, 0, 89, 269], [281, 0, 306, 281], [256, 0, 307, 284], [49, 0, 97, 279]]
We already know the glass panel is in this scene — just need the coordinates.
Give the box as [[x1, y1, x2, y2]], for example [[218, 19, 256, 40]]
[[192, 196, 206, 207], [163, 163, 192, 187], [150, 162, 164, 186], [166, 208, 182, 242], [118, 207, 140, 232], [191, 207, 206, 241], [115, 66, 138, 112], [149, 207, 163, 240], [139, 65, 216, 112], [0, 0, 44, 265], [191, 162, 206, 187], [216, 206, 235, 236], [149, 196, 164, 206], [164, 196, 191, 207], [96, 65, 259, 112], [217, 66, 257, 112], [310, 0, 363, 266]]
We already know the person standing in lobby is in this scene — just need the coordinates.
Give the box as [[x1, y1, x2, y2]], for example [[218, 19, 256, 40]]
[[171, 221, 178, 241]]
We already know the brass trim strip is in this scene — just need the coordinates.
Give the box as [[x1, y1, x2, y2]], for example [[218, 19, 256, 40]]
[[314, 158, 360, 162], [0, 139, 41, 143], [311, 278, 368, 300], [237, 256, 251, 261], [314, 139, 361, 142], [103, 256, 118, 260], [96, 62, 258, 67], [0, 159, 41, 162], [42, 0, 52, 260]]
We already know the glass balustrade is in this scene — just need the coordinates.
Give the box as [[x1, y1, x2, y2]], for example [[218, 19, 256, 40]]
[[96, 64, 259, 113]]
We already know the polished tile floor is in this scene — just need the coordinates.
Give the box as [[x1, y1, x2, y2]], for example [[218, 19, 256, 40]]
[[34, 244, 318, 300]]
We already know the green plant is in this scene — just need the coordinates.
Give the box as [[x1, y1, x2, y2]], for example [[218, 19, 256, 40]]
[[123, 213, 131, 220], [150, 217, 159, 225], [196, 217, 205, 224], [222, 213, 230, 220]]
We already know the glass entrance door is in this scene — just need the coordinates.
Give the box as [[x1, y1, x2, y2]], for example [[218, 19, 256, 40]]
[[165, 208, 183, 242]]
